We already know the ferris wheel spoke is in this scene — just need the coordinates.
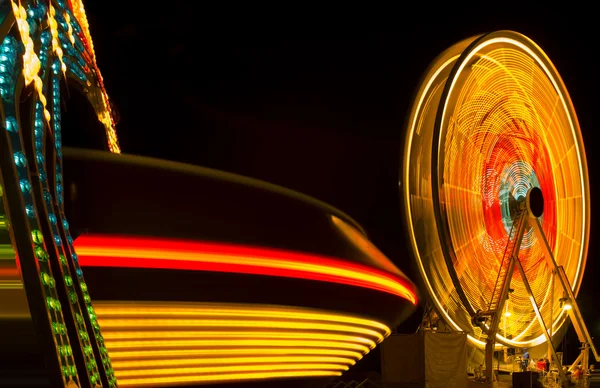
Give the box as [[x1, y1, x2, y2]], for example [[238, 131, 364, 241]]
[[558, 230, 582, 246], [558, 195, 582, 201], [554, 143, 576, 169], [443, 183, 481, 197]]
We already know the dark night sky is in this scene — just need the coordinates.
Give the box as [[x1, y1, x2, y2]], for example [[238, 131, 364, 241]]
[[70, 3, 597, 368]]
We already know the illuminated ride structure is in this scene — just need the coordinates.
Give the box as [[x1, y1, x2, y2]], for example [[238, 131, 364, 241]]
[[403, 30, 597, 384], [0, 1, 418, 387], [65, 148, 417, 387]]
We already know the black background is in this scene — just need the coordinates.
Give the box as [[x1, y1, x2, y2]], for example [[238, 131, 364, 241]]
[[65, 3, 598, 375]]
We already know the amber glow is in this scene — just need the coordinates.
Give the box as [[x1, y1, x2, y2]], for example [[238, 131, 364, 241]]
[[75, 234, 417, 304], [48, 4, 67, 74], [116, 371, 341, 387], [63, 11, 76, 45], [95, 302, 390, 386], [103, 331, 377, 346], [403, 31, 589, 348], [10, 1, 51, 122], [112, 356, 356, 369], [69, 0, 95, 61]]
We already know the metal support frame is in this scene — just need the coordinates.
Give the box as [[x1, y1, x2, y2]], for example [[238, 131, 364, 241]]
[[530, 218, 599, 371], [479, 191, 597, 387], [483, 209, 528, 384]]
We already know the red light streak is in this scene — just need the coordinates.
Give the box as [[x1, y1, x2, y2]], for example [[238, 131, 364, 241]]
[[74, 235, 417, 305]]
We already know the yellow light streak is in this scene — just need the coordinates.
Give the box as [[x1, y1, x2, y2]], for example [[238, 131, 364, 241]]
[[95, 301, 389, 385], [116, 370, 342, 386], [112, 356, 356, 369], [102, 330, 376, 346], [108, 348, 364, 360], [115, 363, 348, 378]]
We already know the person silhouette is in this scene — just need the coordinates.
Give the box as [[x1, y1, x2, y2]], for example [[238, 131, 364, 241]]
[[521, 349, 530, 372]]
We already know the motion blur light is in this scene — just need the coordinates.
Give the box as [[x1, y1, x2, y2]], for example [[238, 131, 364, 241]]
[[560, 298, 572, 311]]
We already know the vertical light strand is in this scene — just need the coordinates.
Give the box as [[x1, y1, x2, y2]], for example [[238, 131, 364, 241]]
[[0, 34, 81, 387], [52, 57, 118, 387], [29, 56, 103, 386]]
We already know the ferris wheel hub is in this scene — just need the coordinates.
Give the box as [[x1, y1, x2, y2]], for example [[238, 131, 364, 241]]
[[527, 187, 544, 218]]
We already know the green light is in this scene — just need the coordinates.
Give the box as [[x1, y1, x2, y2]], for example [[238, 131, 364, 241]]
[[46, 297, 56, 310], [41, 272, 55, 287], [79, 330, 89, 341], [31, 229, 44, 244], [35, 246, 49, 262]]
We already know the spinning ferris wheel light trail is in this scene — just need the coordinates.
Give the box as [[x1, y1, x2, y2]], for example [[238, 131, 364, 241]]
[[403, 30, 596, 384]]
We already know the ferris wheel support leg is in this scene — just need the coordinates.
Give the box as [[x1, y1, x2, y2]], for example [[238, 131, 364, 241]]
[[483, 211, 528, 384], [514, 258, 570, 386], [530, 218, 600, 364]]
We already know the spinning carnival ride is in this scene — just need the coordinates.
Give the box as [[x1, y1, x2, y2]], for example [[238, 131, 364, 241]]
[[403, 30, 597, 383], [0, 2, 418, 387]]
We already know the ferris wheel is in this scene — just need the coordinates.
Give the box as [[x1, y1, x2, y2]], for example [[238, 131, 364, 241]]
[[402, 30, 597, 382]]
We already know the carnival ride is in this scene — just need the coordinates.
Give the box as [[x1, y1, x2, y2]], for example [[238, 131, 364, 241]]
[[403, 30, 597, 385], [0, 1, 418, 387], [65, 148, 418, 387]]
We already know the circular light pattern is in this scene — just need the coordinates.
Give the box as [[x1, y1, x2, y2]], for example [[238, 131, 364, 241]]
[[403, 31, 589, 349]]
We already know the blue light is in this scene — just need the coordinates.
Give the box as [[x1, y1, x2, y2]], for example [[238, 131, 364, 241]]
[[35, 118, 44, 130], [34, 127, 43, 140], [51, 61, 61, 74], [20, 179, 32, 193], [25, 205, 36, 218], [5, 117, 17, 132], [41, 31, 51, 46], [13, 151, 27, 167], [28, 19, 37, 35]]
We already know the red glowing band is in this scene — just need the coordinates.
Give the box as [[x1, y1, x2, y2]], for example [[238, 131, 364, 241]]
[[74, 235, 417, 305]]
